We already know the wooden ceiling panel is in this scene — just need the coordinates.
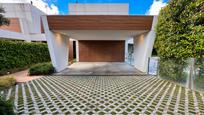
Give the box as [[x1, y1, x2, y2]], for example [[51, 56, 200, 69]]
[[47, 15, 153, 30]]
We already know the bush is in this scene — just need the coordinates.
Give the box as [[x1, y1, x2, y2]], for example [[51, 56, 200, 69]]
[[0, 76, 16, 89], [29, 63, 54, 75], [0, 39, 50, 75], [0, 95, 15, 115]]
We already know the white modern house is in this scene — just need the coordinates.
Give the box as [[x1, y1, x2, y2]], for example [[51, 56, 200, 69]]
[[0, 3, 46, 41], [41, 3, 158, 73], [0, 3, 157, 73]]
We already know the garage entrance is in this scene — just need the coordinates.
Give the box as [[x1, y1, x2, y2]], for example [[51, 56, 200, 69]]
[[79, 40, 125, 62], [42, 15, 156, 72]]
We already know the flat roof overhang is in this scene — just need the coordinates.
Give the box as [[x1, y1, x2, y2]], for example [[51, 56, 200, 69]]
[[47, 15, 154, 30]]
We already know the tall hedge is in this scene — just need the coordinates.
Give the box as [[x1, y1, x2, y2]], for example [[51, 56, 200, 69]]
[[154, 0, 204, 58], [0, 39, 50, 75]]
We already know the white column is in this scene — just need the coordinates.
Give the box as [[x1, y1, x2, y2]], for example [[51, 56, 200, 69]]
[[125, 40, 128, 62], [41, 16, 69, 72], [133, 16, 158, 73], [76, 40, 79, 62]]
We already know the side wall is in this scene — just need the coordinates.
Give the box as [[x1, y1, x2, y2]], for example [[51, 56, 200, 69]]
[[42, 16, 69, 72], [133, 16, 158, 72]]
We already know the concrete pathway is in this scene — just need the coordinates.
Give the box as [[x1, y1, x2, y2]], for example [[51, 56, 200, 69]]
[[56, 62, 144, 76], [10, 69, 42, 83], [3, 75, 204, 114]]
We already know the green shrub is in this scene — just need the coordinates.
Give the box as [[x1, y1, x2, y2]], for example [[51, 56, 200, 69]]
[[29, 63, 54, 75], [0, 76, 16, 89], [0, 95, 15, 115], [0, 39, 50, 75]]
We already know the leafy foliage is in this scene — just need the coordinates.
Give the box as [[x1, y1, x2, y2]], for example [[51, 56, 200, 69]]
[[29, 62, 54, 75], [0, 95, 15, 115], [154, 0, 204, 58], [0, 76, 16, 89], [0, 7, 10, 26], [0, 39, 50, 75]]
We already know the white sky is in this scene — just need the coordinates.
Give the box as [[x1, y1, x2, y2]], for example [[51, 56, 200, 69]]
[[147, 0, 167, 15]]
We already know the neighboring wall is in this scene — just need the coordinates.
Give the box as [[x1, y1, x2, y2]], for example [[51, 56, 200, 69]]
[[0, 18, 21, 32], [0, 3, 46, 41]]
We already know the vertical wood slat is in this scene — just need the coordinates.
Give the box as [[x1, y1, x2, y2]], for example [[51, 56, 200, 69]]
[[79, 40, 125, 62]]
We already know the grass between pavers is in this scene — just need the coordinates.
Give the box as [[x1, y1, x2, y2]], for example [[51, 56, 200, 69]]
[[2, 75, 204, 114]]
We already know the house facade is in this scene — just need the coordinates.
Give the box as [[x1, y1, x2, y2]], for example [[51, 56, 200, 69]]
[[41, 3, 158, 73], [0, 3, 157, 73], [0, 3, 46, 41]]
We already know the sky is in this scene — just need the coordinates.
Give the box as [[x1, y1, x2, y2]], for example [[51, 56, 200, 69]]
[[0, 0, 168, 15]]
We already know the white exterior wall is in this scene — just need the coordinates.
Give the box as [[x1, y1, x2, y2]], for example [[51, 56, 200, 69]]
[[0, 3, 46, 41], [42, 16, 69, 72], [133, 16, 158, 72], [30, 4, 45, 34], [69, 3, 129, 15], [0, 30, 26, 40]]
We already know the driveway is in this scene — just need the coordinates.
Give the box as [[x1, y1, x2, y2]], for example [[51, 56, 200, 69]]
[[9, 69, 42, 83], [56, 62, 144, 76], [4, 75, 204, 114]]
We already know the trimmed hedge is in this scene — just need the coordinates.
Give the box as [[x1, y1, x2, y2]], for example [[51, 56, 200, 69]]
[[29, 62, 54, 75], [0, 39, 50, 75]]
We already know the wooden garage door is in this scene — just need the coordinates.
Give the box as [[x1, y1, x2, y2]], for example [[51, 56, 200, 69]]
[[79, 40, 125, 62]]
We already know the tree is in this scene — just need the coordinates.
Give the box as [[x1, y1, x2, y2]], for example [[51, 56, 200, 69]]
[[0, 7, 10, 27], [154, 0, 204, 59]]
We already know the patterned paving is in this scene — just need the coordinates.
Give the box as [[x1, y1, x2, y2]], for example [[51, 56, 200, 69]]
[[3, 75, 204, 114]]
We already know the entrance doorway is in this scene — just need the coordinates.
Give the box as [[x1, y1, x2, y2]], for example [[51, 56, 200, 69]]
[[69, 39, 77, 64]]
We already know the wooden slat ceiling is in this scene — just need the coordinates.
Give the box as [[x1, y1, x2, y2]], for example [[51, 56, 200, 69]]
[[47, 15, 153, 30]]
